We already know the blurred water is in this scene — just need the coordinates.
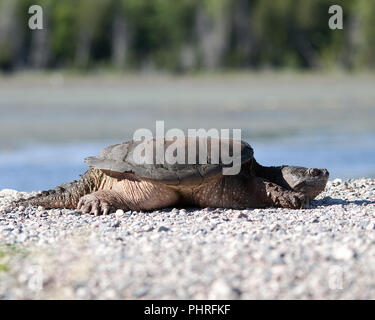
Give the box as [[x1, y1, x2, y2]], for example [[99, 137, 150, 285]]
[[1, 133, 374, 192], [0, 74, 374, 191]]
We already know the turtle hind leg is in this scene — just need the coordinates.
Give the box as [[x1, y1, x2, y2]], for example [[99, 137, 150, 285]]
[[77, 179, 180, 215]]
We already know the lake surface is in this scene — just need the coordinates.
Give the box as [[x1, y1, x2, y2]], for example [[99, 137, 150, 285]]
[[1, 73, 374, 192]]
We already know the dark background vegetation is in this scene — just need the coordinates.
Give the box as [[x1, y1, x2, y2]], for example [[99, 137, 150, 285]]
[[0, 0, 374, 73]]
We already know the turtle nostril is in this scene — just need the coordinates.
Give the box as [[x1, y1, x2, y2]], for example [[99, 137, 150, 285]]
[[310, 168, 321, 176]]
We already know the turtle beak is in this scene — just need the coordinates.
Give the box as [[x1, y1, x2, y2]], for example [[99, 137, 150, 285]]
[[322, 169, 329, 177]]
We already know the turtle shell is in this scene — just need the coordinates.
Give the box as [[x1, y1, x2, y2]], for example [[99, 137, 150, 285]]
[[85, 137, 253, 185]]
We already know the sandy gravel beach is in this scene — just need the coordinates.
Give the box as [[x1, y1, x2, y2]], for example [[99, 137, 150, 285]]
[[0, 178, 374, 299]]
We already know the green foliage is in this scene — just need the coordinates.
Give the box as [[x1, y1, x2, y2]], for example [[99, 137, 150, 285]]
[[0, 245, 22, 273], [0, 0, 374, 71], [0, 264, 9, 272], [49, 0, 77, 65], [355, 0, 375, 68]]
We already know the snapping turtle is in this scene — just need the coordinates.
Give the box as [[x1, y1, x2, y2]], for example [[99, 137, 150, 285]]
[[14, 137, 329, 214]]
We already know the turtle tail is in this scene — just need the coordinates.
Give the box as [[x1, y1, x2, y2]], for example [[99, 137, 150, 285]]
[[11, 168, 105, 210]]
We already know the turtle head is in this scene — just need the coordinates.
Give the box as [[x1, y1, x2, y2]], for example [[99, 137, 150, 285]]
[[280, 166, 329, 200]]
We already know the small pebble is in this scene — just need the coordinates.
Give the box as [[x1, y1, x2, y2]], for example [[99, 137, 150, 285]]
[[333, 245, 354, 260], [236, 212, 248, 219], [115, 209, 125, 218], [158, 226, 170, 232]]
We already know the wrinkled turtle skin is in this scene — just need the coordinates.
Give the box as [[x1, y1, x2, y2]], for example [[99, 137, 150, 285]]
[[12, 137, 329, 215]]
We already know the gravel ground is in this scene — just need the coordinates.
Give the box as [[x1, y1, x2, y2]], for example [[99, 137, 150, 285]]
[[0, 178, 375, 299]]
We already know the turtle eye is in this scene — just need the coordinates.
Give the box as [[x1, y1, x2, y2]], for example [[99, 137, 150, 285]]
[[309, 168, 321, 176]]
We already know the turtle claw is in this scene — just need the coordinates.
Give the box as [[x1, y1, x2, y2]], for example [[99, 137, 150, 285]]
[[77, 194, 114, 216], [302, 197, 310, 209], [282, 192, 308, 209], [93, 207, 99, 216], [296, 193, 309, 209]]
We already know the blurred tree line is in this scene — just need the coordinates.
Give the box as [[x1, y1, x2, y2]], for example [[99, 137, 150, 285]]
[[0, 0, 374, 72]]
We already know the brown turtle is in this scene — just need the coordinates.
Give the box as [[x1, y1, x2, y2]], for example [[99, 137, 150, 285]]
[[13, 137, 329, 214]]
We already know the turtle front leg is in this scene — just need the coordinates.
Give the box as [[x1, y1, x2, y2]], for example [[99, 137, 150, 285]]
[[77, 190, 129, 216], [250, 177, 308, 209], [191, 175, 308, 209]]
